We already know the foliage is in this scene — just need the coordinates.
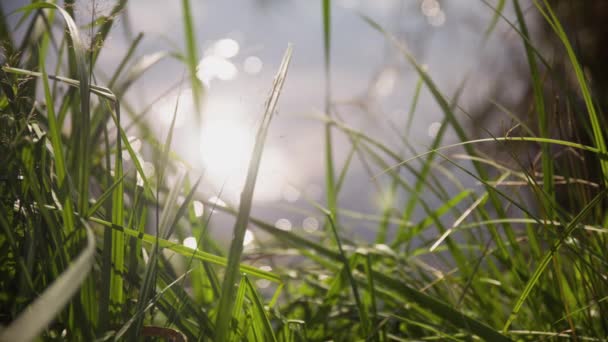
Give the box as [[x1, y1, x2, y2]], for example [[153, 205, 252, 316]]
[[0, 0, 607, 341]]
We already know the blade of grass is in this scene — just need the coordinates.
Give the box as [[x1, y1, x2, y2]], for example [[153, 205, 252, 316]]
[[335, 137, 359, 194], [109, 84, 125, 321], [86, 174, 126, 217], [503, 189, 608, 332], [322, 0, 338, 227], [2, 66, 115, 100], [364, 254, 381, 341], [534, 0, 608, 186], [107, 32, 144, 88], [244, 276, 278, 342], [483, 0, 505, 40], [19, 0, 91, 220], [113, 269, 192, 340], [32, 4, 97, 336], [30, 3, 91, 216], [402, 189, 473, 246], [231, 277, 248, 341], [405, 77, 423, 135], [130, 168, 185, 338], [513, 0, 554, 219], [113, 51, 169, 96], [89, 0, 128, 67], [39, 33, 76, 239], [82, 216, 281, 282], [478, 0, 551, 69], [99, 124, 113, 335], [214, 44, 293, 342], [400, 80, 466, 233], [375, 136, 607, 177], [39, 29, 66, 186], [181, 0, 203, 120], [326, 214, 370, 337], [0, 221, 95, 342]]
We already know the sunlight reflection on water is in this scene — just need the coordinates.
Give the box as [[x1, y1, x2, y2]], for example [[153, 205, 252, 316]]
[[68, 0, 539, 243]]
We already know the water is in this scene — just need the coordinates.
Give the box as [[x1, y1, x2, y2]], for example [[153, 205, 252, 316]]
[[4, 0, 540, 246]]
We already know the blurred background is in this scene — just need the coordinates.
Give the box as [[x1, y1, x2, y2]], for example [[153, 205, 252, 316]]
[[5, 0, 604, 247]]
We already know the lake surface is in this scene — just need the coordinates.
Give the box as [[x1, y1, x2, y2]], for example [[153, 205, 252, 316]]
[[5, 0, 539, 246]]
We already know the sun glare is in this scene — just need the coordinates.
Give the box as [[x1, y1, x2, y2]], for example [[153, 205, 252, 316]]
[[155, 89, 292, 203], [198, 98, 287, 203], [200, 118, 253, 187]]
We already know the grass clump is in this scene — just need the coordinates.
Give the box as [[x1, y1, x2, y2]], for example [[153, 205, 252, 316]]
[[1, 1, 607, 341]]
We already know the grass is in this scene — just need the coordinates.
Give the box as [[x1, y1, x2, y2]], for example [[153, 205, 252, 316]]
[[1, 1, 607, 341]]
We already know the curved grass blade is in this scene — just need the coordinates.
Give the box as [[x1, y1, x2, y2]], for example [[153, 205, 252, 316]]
[[375, 136, 607, 177], [1, 66, 115, 101], [0, 222, 95, 342]]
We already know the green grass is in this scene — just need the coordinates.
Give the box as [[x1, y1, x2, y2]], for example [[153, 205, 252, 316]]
[[1, 1, 607, 341]]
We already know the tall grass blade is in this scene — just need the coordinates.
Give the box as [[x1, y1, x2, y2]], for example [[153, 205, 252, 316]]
[[327, 214, 370, 337], [19, 0, 90, 219], [244, 276, 278, 342], [322, 0, 338, 223], [109, 99, 125, 321], [181, 0, 203, 120], [513, 0, 554, 216], [214, 44, 293, 341]]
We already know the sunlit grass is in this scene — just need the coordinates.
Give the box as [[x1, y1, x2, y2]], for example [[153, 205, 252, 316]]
[[0, 1, 607, 341]]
